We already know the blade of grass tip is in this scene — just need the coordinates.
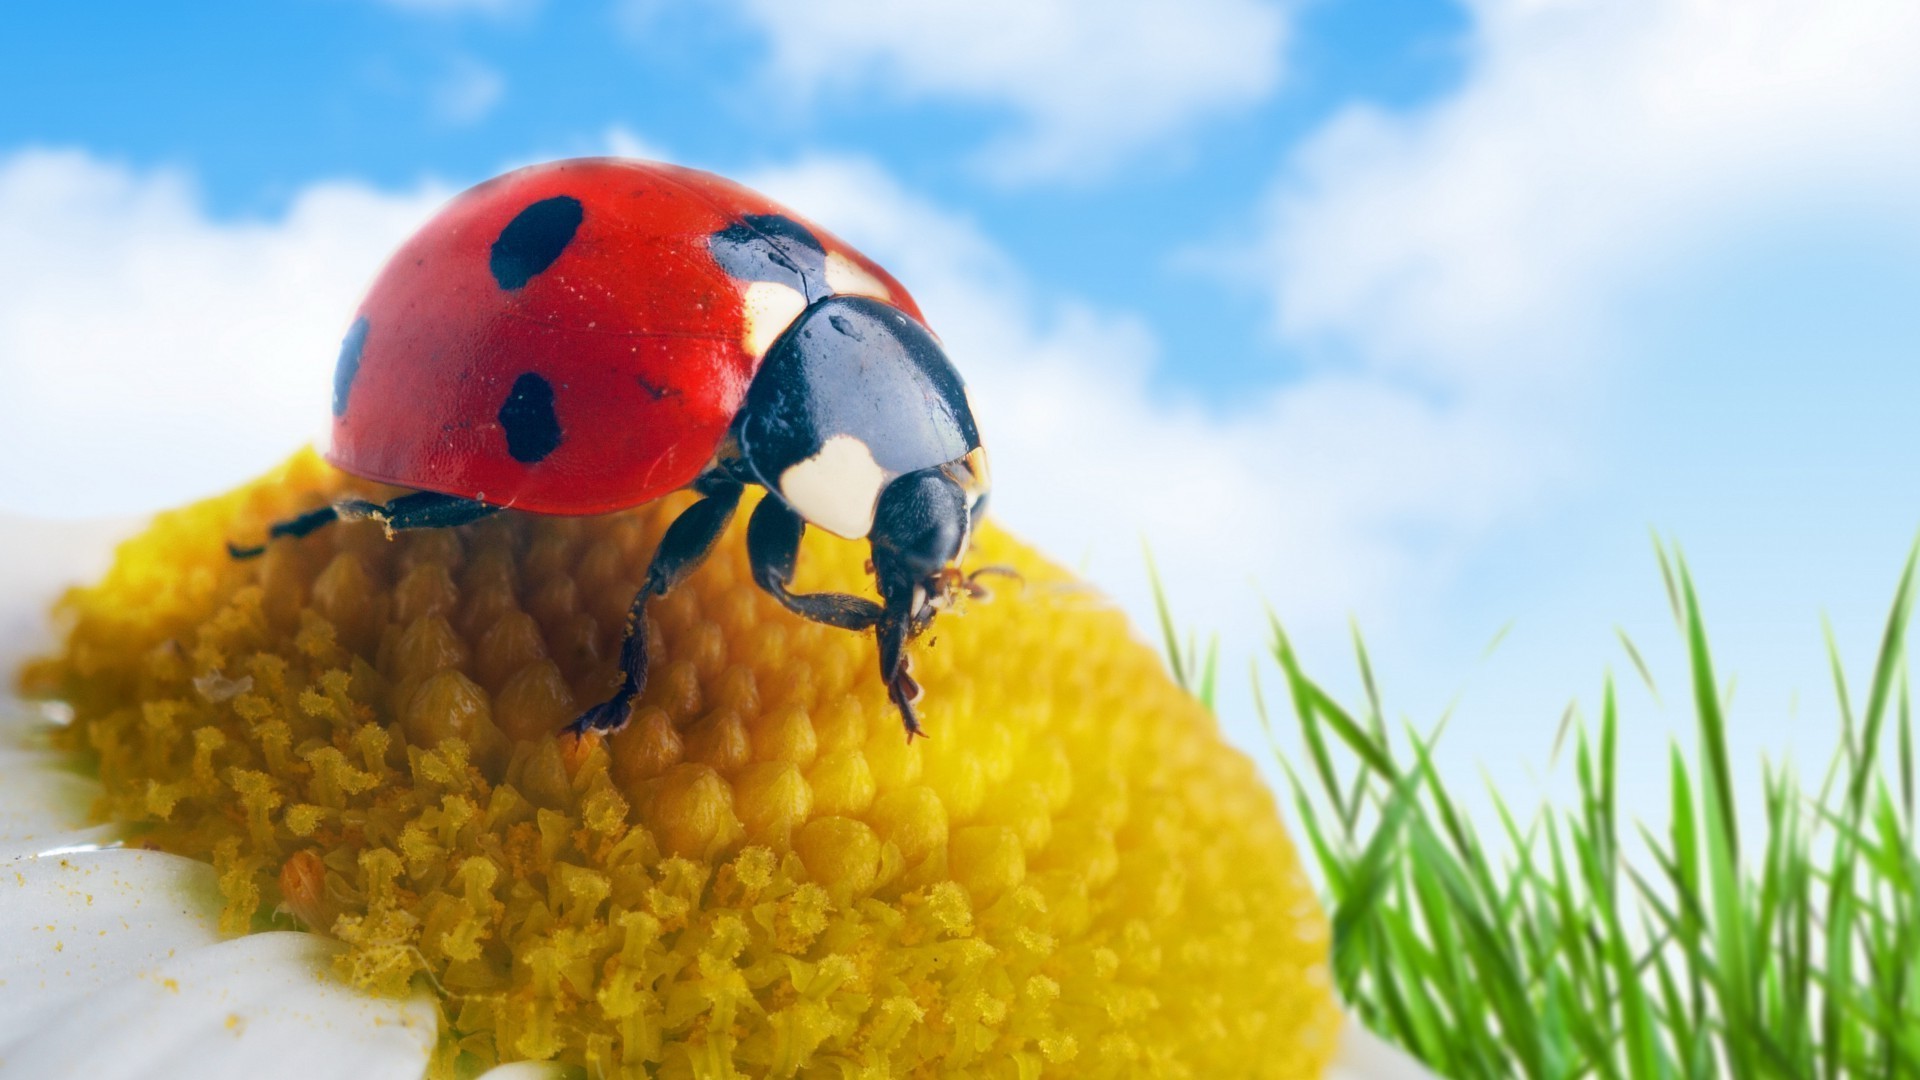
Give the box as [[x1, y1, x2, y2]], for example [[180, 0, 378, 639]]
[[1824, 613, 1859, 769], [1616, 627, 1662, 706], [1491, 791, 1540, 918], [1142, 542, 1187, 692], [1269, 610, 1351, 829], [1652, 530, 1683, 629], [1870, 790, 1909, 895], [1280, 756, 1351, 896], [1404, 722, 1500, 910], [1624, 848, 1686, 948], [1902, 664, 1913, 826], [1814, 560, 1915, 1079], [1429, 697, 1457, 750], [1677, 555, 1738, 859], [1261, 663, 1358, 865], [1750, 768, 1794, 1037], [1600, 679, 1619, 861], [1252, 661, 1305, 797], [1482, 618, 1515, 660], [1488, 788, 1539, 914], [1550, 699, 1578, 767], [1250, 662, 1278, 754], [1350, 617, 1388, 742], [1813, 711, 1851, 823], [1310, 678, 1399, 781], [1564, 816, 1613, 1003], [1197, 633, 1220, 713], [1271, 611, 1399, 783], [1662, 744, 1703, 952], [1543, 811, 1589, 989], [1688, 606, 1757, 1080], [1846, 536, 1918, 818]]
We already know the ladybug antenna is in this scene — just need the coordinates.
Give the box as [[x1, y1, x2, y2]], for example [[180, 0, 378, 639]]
[[959, 564, 1021, 603]]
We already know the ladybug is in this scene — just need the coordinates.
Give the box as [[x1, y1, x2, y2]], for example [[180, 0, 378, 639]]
[[232, 158, 994, 739]]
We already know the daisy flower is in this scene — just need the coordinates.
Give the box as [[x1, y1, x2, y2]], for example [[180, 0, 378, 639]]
[[2, 453, 1430, 1078]]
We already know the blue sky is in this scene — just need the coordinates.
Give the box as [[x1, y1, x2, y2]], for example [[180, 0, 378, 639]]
[[6, 0, 1920, 815], [2, 0, 1464, 398]]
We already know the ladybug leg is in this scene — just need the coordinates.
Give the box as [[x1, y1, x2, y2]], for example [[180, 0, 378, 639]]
[[875, 600, 925, 740], [565, 478, 743, 737], [744, 494, 883, 632], [227, 504, 342, 558], [228, 491, 497, 558], [744, 496, 921, 737], [338, 491, 501, 534]]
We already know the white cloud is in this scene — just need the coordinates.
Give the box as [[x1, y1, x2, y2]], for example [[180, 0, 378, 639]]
[[725, 0, 1288, 183], [1264, 0, 1920, 379], [1234, 0, 1920, 775], [430, 57, 506, 126], [0, 150, 447, 517], [601, 126, 670, 163]]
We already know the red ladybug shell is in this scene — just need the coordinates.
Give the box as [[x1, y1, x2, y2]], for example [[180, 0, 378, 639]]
[[328, 158, 924, 515]]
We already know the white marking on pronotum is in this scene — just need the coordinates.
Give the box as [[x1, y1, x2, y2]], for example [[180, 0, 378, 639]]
[[779, 434, 889, 540], [740, 280, 807, 359], [824, 252, 892, 301], [955, 445, 990, 506]]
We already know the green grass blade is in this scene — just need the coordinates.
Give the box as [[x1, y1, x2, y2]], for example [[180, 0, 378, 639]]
[[1143, 542, 1187, 691], [1617, 627, 1662, 705], [1846, 538, 1919, 817], [1266, 538, 1920, 1080], [1197, 633, 1220, 712]]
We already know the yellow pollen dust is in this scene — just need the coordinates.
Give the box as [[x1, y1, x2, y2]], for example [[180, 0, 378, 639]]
[[19, 451, 1338, 1078]]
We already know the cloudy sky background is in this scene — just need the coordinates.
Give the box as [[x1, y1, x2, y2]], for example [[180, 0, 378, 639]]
[[6, 0, 1920, 816]]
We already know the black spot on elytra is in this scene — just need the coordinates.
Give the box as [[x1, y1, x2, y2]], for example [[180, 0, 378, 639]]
[[709, 213, 830, 299], [490, 196, 584, 290], [332, 316, 369, 417], [498, 372, 562, 463]]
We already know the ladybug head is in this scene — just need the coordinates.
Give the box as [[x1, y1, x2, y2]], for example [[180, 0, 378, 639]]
[[868, 447, 991, 631]]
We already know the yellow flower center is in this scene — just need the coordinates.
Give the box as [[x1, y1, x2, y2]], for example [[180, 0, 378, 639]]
[[20, 451, 1338, 1078]]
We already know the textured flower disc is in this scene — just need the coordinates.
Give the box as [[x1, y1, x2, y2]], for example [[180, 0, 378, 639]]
[[19, 451, 1339, 1079]]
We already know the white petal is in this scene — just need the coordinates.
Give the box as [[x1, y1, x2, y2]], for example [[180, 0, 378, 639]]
[[0, 516, 129, 857], [0, 514, 136, 669], [0, 849, 222, 1051], [0, 741, 108, 859], [0, 931, 436, 1080], [1326, 1015, 1438, 1079], [475, 1063, 575, 1080]]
